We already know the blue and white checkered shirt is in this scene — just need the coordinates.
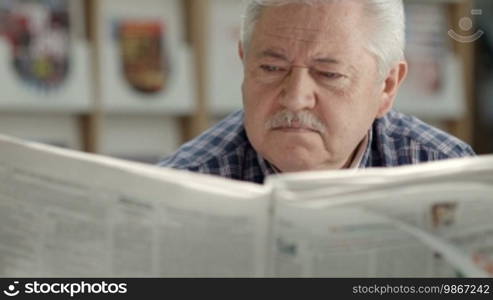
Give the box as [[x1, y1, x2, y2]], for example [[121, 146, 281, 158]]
[[159, 110, 475, 184]]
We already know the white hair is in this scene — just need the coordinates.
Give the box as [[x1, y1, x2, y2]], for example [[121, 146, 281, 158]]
[[241, 0, 405, 78]]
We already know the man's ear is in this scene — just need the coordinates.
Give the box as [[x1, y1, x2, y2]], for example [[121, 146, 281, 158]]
[[376, 61, 408, 118], [238, 41, 245, 61]]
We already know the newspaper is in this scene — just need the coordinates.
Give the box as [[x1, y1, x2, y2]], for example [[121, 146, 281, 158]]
[[0, 135, 270, 277], [0, 134, 492, 277], [269, 157, 493, 277]]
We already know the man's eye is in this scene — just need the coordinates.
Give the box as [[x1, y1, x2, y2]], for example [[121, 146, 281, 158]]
[[260, 65, 285, 72], [317, 71, 343, 80]]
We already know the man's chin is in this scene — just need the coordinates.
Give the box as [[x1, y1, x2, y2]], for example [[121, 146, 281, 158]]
[[267, 130, 323, 150], [278, 160, 342, 173], [266, 148, 344, 172], [255, 136, 332, 171], [270, 152, 326, 173]]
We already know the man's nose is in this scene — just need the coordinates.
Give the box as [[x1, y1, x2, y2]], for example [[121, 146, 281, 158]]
[[279, 67, 316, 111]]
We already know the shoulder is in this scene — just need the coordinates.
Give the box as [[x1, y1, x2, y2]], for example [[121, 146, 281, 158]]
[[371, 110, 475, 164], [158, 110, 250, 173]]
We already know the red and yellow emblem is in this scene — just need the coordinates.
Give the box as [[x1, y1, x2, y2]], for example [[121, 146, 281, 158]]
[[118, 20, 169, 94]]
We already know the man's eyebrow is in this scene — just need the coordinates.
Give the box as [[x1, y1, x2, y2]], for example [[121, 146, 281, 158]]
[[256, 49, 289, 61], [313, 57, 341, 65]]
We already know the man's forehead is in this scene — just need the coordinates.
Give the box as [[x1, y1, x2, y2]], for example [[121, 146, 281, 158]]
[[263, 26, 336, 43], [252, 26, 358, 61], [255, 48, 343, 65]]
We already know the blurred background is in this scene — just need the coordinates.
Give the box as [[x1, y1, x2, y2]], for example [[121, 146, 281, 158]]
[[0, 0, 491, 164]]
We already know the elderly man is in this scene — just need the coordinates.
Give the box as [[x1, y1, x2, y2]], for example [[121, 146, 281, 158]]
[[160, 0, 475, 183]]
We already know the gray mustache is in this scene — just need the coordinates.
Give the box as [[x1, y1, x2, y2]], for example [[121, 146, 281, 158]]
[[265, 110, 327, 133]]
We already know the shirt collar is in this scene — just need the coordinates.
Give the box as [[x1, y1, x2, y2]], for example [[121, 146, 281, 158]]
[[256, 153, 278, 177], [358, 127, 373, 168], [349, 133, 369, 169]]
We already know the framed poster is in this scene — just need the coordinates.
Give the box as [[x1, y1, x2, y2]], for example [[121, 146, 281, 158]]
[[207, 0, 244, 115], [395, 2, 466, 119], [99, 0, 194, 114], [395, 53, 466, 119], [0, 0, 90, 112]]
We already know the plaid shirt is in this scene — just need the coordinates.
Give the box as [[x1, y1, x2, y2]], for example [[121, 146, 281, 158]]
[[159, 110, 475, 184]]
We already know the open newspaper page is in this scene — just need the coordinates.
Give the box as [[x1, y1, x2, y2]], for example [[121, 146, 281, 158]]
[[268, 156, 493, 196], [268, 157, 493, 277], [0, 135, 271, 277]]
